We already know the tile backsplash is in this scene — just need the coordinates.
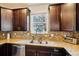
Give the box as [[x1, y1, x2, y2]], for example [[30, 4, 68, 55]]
[[0, 31, 79, 41], [0, 32, 7, 39], [10, 31, 32, 39]]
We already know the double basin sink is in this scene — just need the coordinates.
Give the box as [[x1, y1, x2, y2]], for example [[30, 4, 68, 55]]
[[15, 39, 53, 46]]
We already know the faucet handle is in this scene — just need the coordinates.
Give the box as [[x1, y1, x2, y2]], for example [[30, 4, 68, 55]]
[[39, 41, 42, 44], [45, 41, 48, 44], [30, 40, 34, 43]]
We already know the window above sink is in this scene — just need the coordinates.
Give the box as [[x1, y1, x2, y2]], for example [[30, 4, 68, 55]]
[[30, 12, 48, 34]]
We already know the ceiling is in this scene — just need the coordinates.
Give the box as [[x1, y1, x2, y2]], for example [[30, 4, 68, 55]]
[[0, 3, 49, 9], [0, 3, 28, 9]]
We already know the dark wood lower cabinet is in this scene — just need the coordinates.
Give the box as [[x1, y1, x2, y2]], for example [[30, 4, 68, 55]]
[[37, 50, 51, 56], [26, 49, 51, 56], [25, 45, 71, 56], [0, 43, 12, 56], [0, 43, 17, 56], [0, 43, 71, 56], [26, 49, 36, 56]]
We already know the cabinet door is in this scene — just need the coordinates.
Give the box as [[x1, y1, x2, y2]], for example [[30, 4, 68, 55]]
[[1, 8, 13, 31], [76, 3, 79, 31], [61, 4, 75, 31], [25, 46, 37, 56], [25, 49, 36, 56], [0, 45, 4, 56], [49, 5, 60, 31], [13, 10, 20, 31], [19, 9, 27, 31], [13, 9, 29, 31]]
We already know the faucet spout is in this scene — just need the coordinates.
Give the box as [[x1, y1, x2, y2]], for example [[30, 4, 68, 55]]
[[38, 36, 42, 44], [30, 36, 35, 43]]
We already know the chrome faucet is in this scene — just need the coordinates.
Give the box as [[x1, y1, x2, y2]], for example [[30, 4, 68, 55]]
[[30, 35, 42, 44], [37, 35, 48, 44], [38, 36, 42, 44], [30, 27, 48, 44], [30, 28, 38, 43], [30, 35, 35, 43]]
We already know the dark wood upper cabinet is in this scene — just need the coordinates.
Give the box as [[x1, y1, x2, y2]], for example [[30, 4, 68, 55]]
[[0, 7, 13, 31], [13, 8, 30, 31], [49, 4, 76, 32], [61, 4, 76, 31], [49, 4, 61, 31], [0, 7, 30, 31], [12, 9, 19, 31], [76, 3, 79, 32]]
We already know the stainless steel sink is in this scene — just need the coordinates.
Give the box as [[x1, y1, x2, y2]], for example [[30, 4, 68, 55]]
[[16, 39, 47, 44]]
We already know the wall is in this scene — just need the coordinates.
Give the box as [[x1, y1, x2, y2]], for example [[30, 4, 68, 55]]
[[29, 4, 49, 14]]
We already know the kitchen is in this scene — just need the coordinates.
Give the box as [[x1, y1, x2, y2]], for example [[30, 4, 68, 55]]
[[0, 3, 79, 56]]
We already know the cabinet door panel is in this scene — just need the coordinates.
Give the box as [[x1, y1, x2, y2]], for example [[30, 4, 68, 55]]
[[19, 9, 27, 31], [13, 10, 20, 31], [49, 5, 60, 31], [25, 49, 36, 56], [1, 8, 13, 31], [61, 4, 75, 31], [13, 9, 29, 31], [76, 3, 79, 31]]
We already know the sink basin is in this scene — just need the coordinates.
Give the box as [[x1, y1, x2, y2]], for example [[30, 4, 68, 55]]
[[15, 40, 32, 44], [14, 40, 49, 45]]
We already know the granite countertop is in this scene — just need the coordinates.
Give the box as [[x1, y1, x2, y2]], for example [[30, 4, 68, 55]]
[[0, 39, 79, 56]]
